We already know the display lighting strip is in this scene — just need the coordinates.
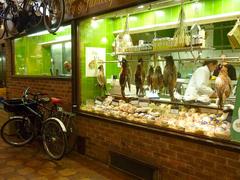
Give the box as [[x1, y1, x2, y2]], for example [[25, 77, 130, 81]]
[[113, 11, 240, 35], [27, 25, 70, 37]]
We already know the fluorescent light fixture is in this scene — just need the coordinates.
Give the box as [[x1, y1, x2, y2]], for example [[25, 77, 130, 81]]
[[27, 25, 71, 37], [27, 30, 49, 37]]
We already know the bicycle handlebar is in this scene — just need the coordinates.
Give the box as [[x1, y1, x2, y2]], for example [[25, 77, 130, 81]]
[[22, 87, 48, 100]]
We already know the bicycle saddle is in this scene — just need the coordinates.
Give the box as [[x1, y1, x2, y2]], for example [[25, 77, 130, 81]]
[[51, 97, 62, 105]]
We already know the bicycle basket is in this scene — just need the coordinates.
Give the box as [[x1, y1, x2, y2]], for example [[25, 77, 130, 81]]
[[2, 99, 37, 113]]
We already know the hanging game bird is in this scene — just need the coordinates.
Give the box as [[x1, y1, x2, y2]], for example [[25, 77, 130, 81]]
[[147, 65, 154, 92], [120, 58, 131, 98], [152, 65, 164, 92], [97, 64, 106, 95], [163, 56, 177, 101], [215, 65, 232, 108], [135, 58, 145, 96]]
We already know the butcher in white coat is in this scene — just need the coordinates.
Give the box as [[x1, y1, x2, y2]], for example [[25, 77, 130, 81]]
[[184, 60, 218, 100]]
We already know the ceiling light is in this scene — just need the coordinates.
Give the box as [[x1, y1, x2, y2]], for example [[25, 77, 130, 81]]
[[27, 25, 71, 37], [193, 1, 202, 11], [101, 37, 108, 44], [91, 19, 99, 29]]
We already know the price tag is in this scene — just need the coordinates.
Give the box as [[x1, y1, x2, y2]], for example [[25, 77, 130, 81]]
[[130, 100, 139, 106], [139, 102, 149, 107], [170, 105, 179, 114], [111, 101, 119, 106]]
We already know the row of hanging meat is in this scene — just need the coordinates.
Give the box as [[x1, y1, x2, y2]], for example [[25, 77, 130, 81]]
[[119, 56, 177, 100]]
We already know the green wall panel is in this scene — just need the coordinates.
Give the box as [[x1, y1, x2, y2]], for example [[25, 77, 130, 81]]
[[112, 0, 240, 32], [79, 18, 118, 104], [14, 25, 71, 76]]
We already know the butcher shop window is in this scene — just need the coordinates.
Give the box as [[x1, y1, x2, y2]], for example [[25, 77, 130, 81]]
[[79, 1, 238, 142], [13, 25, 72, 77]]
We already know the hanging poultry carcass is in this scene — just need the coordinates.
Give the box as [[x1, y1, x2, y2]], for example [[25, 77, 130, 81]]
[[163, 56, 177, 101], [97, 64, 107, 95], [152, 65, 164, 92], [147, 65, 154, 92], [215, 65, 232, 108], [119, 58, 131, 98], [135, 58, 145, 96]]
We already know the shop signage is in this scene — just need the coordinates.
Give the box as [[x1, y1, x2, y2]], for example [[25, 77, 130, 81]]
[[66, 0, 112, 17], [65, 0, 148, 19], [233, 119, 240, 133]]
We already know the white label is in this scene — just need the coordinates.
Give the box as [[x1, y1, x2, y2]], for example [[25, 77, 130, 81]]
[[170, 108, 179, 114], [57, 107, 63, 112], [139, 102, 149, 107], [233, 119, 240, 133], [130, 100, 139, 106], [111, 101, 118, 106]]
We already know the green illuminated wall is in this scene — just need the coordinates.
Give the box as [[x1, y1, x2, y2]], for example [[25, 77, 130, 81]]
[[114, 0, 240, 30], [79, 18, 116, 103], [14, 26, 71, 76]]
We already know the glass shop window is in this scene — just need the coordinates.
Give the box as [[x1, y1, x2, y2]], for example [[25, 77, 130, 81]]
[[78, 0, 240, 143], [14, 25, 72, 77]]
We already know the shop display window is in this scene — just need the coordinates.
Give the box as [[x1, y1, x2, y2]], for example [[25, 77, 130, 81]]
[[14, 25, 72, 77], [78, 0, 240, 142]]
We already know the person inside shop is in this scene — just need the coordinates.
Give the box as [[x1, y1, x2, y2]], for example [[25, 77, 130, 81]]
[[213, 54, 237, 80], [64, 60, 72, 74], [184, 60, 218, 100]]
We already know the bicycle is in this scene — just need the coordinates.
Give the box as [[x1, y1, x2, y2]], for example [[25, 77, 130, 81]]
[[0, 0, 64, 38], [0, 87, 75, 160]]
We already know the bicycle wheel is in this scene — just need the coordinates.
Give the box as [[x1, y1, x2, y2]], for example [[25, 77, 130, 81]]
[[42, 118, 67, 160], [4, 5, 19, 36], [43, 0, 64, 34], [26, 1, 43, 29], [1, 117, 34, 146]]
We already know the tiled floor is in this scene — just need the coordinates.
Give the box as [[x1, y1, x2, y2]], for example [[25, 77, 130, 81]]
[[0, 138, 133, 180]]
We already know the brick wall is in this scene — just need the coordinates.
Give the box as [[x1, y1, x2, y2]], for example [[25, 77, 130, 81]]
[[76, 115, 240, 180], [4, 40, 72, 111], [4, 38, 240, 179]]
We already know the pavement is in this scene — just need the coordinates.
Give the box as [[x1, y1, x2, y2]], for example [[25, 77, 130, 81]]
[[0, 138, 134, 180]]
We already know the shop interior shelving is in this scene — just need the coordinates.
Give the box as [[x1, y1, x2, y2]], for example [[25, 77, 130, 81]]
[[113, 46, 213, 56]]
